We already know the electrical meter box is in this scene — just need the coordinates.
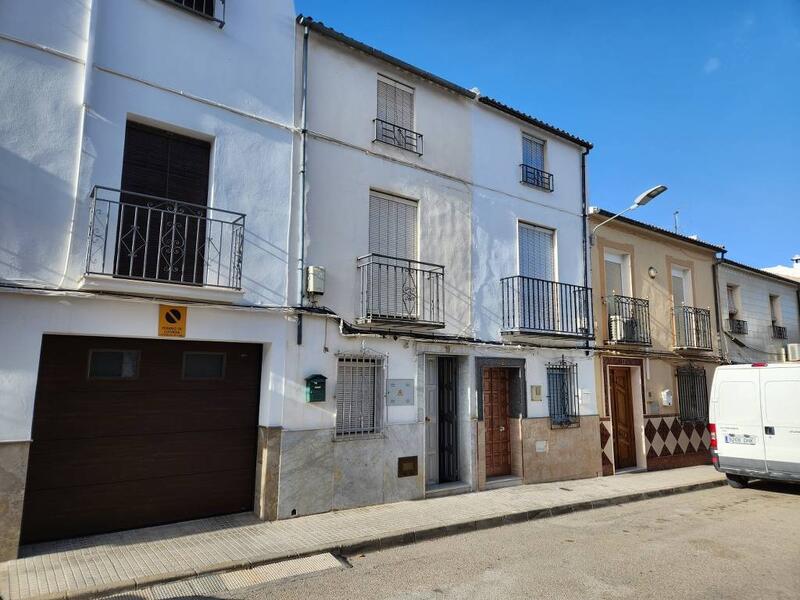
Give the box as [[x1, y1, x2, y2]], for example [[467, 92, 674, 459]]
[[305, 374, 327, 403]]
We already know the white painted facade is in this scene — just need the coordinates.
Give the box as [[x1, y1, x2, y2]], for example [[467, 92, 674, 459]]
[[717, 261, 800, 364], [0, 3, 602, 557]]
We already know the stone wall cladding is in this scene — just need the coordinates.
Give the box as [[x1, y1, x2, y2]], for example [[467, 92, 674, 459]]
[[521, 416, 602, 484], [0, 441, 30, 561]]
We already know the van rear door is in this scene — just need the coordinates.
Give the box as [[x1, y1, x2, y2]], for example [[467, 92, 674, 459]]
[[760, 368, 800, 479], [713, 370, 766, 475]]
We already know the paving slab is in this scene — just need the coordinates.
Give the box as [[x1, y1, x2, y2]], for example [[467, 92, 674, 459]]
[[0, 466, 725, 600]]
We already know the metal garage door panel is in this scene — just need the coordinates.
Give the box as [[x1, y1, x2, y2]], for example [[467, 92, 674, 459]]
[[21, 335, 262, 544]]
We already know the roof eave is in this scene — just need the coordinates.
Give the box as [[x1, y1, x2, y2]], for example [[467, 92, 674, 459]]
[[591, 209, 724, 253]]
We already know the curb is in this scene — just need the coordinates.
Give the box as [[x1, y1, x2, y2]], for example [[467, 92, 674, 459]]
[[18, 478, 727, 600]]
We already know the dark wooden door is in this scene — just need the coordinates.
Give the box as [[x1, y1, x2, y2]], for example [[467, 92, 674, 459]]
[[116, 122, 211, 284], [21, 335, 261, 544], [609, 367, 636, 469], [437, 357, 458, 483], [483, 368, 511, 478]]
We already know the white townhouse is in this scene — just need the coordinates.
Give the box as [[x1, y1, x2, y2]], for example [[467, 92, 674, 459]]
[[0, 2, 602, 560], [0, 0, 297, 560], [275, 16, 600, 522], [717, 259, 800, 364]]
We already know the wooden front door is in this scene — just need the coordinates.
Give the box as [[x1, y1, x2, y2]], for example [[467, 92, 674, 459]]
[[483, 368, 511, 478], [609, 366, 636, 469]]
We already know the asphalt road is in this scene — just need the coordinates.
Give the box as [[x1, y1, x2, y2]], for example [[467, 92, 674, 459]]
[[229, 481, 800, 600]]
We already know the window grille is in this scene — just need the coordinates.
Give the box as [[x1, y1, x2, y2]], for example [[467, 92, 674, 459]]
[[335, 356, 385, 437], [546, 357, 580, 428], [676, 366, 708, 423], [160, 0, 226, 27]]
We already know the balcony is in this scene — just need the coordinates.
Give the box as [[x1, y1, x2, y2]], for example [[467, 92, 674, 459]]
[[673, 306, 713, 350], [160, 0, 226, 28], [606, 295, 652, 345], [501, 276, 594, 339], [374, 118, 423, 155], [725, 318, 749, 335], [356, 253, 445, 329], [85, 186, 245, 291], [772, 325, 788, 340], [520, 164, 554, 192]]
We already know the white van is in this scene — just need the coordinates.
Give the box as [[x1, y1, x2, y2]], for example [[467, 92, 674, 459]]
[[709, 363, 800, 488]]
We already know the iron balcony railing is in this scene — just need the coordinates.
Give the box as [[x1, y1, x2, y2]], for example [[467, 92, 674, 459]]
[[374, 118, 423, 155], [85, 186, 245, 290], [772, 325, 788, 340], [673, 305, 713, 350], [357, 253, 445, 328], [606, 295, 652, 345], [725, 318, 749, 335], [160, 0, 226, 27], [501, 276, 594, 339], [520, 164, 554, 191]]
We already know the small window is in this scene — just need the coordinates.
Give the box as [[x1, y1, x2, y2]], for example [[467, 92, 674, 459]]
[[335, 356, 384, 437], [183, 352, 226, 379], [521, 135, 552, 191], [375, 76, 422, 154], [676, 366, 708, 423], [546, 358, 579, 428], [88, 350, 140, 379]]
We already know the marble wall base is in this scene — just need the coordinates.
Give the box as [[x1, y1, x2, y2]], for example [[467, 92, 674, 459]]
[[0, 441, 29, 561], [521, 416, 602, 484], [254, 427, 281, 521], [276, 423, 425, 519]]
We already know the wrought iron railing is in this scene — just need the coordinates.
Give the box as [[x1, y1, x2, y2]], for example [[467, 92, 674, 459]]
[[725, 318, 748, 335], [673, 305, 713, 350], [606, 295, 651, 345], [772, 325, 788, 340], [357, 253, 445, 327], [160, 0, 226, 27], [374, 118, 423, 155], [520, 164, 554, 191], [501, 276, 594, 338], [85, 186, 245, 290]]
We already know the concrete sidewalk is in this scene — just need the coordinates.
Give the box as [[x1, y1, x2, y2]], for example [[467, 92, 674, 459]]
[[0, 466, 725, 600]]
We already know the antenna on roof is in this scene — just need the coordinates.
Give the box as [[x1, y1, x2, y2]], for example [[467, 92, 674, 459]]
[[673, 211, 680, 234]]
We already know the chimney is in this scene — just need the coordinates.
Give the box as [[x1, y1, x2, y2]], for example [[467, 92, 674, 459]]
[[793, 255, 800, 269]]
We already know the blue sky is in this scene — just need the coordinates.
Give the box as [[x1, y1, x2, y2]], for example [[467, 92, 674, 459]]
[[295, 1, 800, 268]]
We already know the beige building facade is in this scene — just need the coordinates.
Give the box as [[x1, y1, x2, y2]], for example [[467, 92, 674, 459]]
[[589, 210, 724, 475]]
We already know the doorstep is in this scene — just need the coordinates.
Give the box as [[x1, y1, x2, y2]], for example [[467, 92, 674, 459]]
[[0, 466, 726, 600], [425, 481, 471, 499], [484, 475, 522, 490]]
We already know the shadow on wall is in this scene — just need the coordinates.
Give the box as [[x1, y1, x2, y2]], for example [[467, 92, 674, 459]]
[[0, 146, 76, 286]]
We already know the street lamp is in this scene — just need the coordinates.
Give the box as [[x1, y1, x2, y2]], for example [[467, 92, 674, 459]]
[[589, 184, 667, 245]]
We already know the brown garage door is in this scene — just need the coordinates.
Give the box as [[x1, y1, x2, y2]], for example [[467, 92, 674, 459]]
[[21, 335, 262, 544]]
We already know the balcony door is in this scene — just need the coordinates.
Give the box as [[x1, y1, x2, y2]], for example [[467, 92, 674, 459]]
[[116, 122, 211, 284], [368, 193, 418, 319], [672, 266, 694, 346], [518, 223, 557, 331]]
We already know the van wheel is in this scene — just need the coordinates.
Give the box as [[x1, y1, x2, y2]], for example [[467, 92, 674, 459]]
[[726, 474, 748, 489]]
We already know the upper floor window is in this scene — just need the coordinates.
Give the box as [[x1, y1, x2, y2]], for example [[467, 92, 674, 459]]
[[375, 76, 423, 155], [160, 0, 226, 27], [521, 134, 553, 191], [725, 285, 748, 334], [604, 251, 631, 297], [518, 223, 554, 281], [769, 294, 787, 339]]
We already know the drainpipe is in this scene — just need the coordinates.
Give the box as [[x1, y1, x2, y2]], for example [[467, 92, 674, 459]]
[[712, 249, 727, 363], [297, 22, 310, 308], [581, 147, 591, 354]]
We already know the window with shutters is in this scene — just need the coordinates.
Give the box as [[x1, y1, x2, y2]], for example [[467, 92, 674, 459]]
[[521, 134, 553, 191], [335, 356, 385, 437], [375, 76, 423, 154], [518, 223, 554, 281], [676, 366, 708, 423]]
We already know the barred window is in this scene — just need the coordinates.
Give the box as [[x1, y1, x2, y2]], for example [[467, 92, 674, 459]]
[[335, 356, 385, 437], [546, 358, 580, 428], [167, 0, 214, 17], [676, 366, 708, 423]]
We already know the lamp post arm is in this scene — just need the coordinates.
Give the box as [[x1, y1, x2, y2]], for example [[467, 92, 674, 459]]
[[590, 204, 636, 243]]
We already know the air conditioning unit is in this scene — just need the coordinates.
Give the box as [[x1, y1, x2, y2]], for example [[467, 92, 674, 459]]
[[788, 343, 800, 362], [305, 265, 326, 296], [610, 316, 638, 342]]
